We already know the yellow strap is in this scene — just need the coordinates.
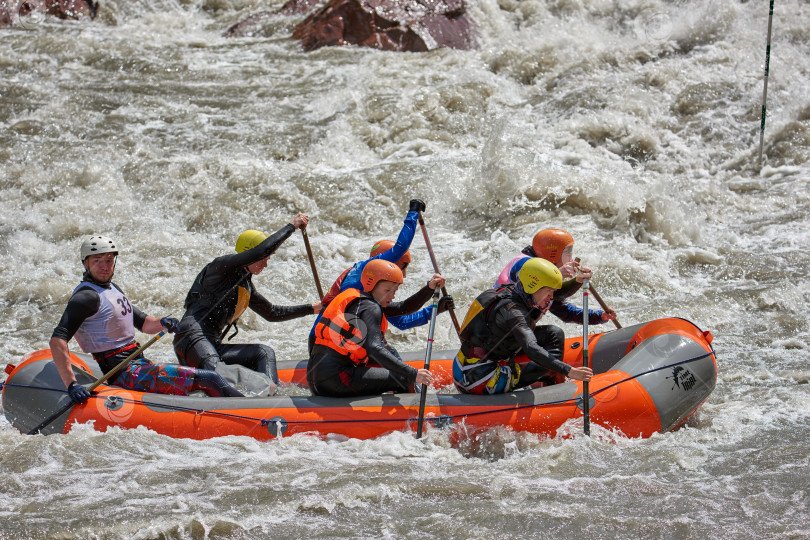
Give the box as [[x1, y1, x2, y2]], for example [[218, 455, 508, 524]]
[[228, 286, 250, 324], [459, 299, 484, 332]]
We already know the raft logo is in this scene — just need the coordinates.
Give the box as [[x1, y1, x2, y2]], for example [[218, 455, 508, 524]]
[[668, 366, 697, 392]]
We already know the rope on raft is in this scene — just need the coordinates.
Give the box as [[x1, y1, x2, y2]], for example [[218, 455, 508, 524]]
[[1, 350, 715, 430]]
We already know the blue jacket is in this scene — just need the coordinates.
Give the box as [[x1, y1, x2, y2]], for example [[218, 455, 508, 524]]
[[310, 210, 421, 335]]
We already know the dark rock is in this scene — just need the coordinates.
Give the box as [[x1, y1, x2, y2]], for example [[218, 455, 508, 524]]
[[224, 0, 478, 52], [1, 0, 97, 28], [292, 0, 477, 51]]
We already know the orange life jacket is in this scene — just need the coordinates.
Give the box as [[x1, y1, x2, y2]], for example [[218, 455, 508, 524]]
[[313, 289, 388, 364]]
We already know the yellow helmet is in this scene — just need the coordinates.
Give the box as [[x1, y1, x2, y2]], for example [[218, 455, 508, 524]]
[[518, 257, 562, 293], [235, 230, 269, 254]]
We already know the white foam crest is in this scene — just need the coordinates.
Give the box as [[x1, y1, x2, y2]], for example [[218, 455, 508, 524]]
[[1, 0, 810, 536]]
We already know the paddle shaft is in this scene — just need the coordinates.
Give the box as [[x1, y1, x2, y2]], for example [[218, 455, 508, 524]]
[[417, 213, 461, 336], [575, 257, 621, 329], [301, 228, 324, 300], [28, 331, 166, 435], [590, 285, 621, 329], [758, 0, 775, 169], [416, 289, 440, 439], [582, 279, 591, 437]]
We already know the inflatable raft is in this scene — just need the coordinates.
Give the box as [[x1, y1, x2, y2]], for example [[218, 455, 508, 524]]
[[2, 318, 716, 441]]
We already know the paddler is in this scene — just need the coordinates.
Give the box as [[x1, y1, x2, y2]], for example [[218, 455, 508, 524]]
[[308, 259, 433, 397], [495, 228, 616, 325], [307, 198, 454, 352], [453, 258, 593, 394], [173, 213, 321, 386], [50, 236, 243, 405]]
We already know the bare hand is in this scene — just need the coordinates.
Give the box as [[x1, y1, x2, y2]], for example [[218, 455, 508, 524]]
[[428, 273, 445, 290], [567, 366, 593, 381], [559, 261, 577, 279], [312, 302, 322, 314], [415, 369, 433, 386], [601, 308, 617, 321], [291, 213, 309, 229], [576, 264, 593, 283]]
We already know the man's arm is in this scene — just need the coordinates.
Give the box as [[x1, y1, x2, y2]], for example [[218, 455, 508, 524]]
[[50, 336, 78, 389], [50, 288, 100, 388]]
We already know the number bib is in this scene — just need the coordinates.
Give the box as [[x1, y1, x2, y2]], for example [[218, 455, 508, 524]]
[[71, 281, 136, 354]]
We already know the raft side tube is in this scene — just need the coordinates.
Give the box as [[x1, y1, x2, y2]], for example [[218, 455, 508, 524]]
[[79, 378, 582, 440], [275, 349, 459, 387], [2, 356, 98, 435], [135, 379, 580, 412], [587, 322, 647, 374], [609, 333, 716, 432]]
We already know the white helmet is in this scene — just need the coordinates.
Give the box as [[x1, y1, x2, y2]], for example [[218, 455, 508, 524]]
[[80, 236, 119, 261]]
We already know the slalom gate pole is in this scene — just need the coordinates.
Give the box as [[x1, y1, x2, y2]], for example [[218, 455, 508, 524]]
[[758, 0, 775, 169]]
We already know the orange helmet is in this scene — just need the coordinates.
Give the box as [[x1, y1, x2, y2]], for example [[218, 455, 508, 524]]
[[361, 259, 404, 292], [370, 240, 411, 265], [531, 229, 574, 265]]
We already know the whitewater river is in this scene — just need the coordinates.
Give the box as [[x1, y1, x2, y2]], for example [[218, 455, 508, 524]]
[[1, 0, 808, 538]]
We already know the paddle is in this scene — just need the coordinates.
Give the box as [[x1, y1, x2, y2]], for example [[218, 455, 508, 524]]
[[416, 288, 440, 439], [575, 257, 621, 329], [582, 278, 591, 437], [301, 227, 324, 300], [417, 212, 461, 336], [28, 330, 167, 435], [589, 285, 621, 329]]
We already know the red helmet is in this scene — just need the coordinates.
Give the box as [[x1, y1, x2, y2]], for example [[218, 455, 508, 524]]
[[531, 229, 574, 265], [370, 240, 411, 265], [361, 259, 404, 292]]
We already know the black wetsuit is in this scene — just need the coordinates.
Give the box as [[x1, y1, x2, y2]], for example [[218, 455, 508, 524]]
[[173, 224, 313, 383], [307, 293, 418, 397], [490, 296, 568, 388], [458, 285, 569, 392]]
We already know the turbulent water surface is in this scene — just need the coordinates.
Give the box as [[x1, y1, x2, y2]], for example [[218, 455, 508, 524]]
[[1, 0, 809, 538]]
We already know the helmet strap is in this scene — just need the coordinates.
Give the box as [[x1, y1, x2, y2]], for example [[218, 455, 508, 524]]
[[515, 282, 540, 309]]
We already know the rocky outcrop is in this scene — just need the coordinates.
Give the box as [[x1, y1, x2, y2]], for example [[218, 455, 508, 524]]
[[225, 0, 478, 52], [1, 0, 97, 28], [293, 0, 477, 51]]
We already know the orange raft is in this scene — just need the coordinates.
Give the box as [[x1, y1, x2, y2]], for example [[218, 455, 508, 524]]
[[2, 318, 716, 441]]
